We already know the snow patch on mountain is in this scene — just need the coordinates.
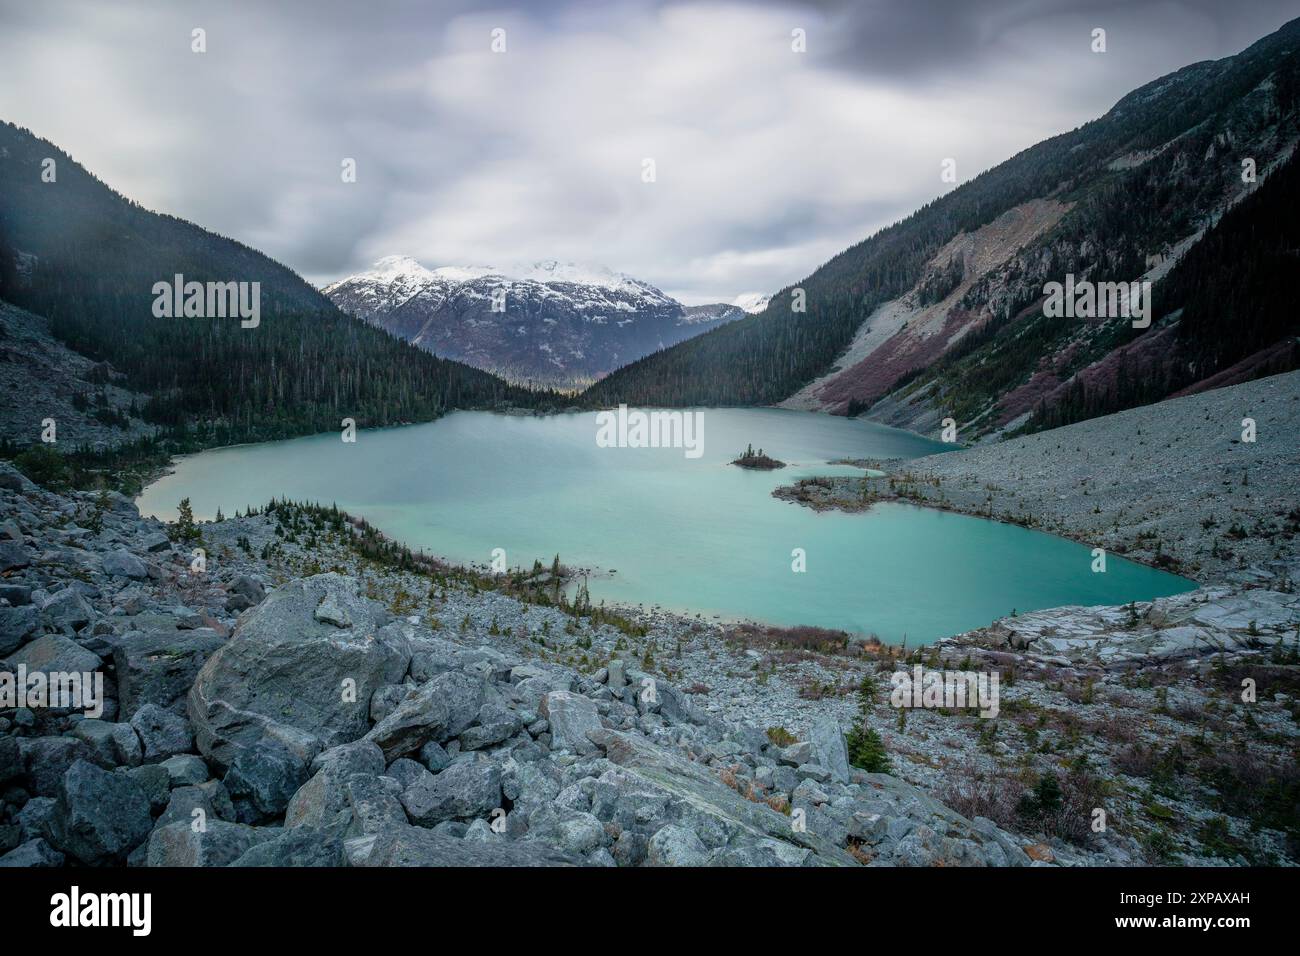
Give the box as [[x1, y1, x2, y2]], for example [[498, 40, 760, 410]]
[[732, 292, 772, 314]]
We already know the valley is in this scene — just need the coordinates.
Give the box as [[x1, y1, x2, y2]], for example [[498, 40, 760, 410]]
[[1, 6, 1297, 879]]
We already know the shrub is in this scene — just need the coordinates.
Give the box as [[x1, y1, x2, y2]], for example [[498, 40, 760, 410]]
[[766, 726, 796, 748], [846, 726, 891, 773], [13, 443, 68, 489]]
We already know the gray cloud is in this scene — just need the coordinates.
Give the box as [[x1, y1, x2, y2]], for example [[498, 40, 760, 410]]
[[0, 0, 1295, 303]]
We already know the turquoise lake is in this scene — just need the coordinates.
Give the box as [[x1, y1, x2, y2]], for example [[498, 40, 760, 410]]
[[135, 408, 1195, 644]]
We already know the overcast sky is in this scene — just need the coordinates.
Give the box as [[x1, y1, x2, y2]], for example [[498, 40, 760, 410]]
[[1, 0, 1296, 303]]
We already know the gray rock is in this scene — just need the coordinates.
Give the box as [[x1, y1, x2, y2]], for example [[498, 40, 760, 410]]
[[140, 532, 172, 553], [385, 757, 431, 791], [0, 606, 38, 656], [647, 824, 709, 866], [230, 827, 345, 867], [127, 763, 172, 811], [796, 763, 832, 784], [369, 683, 409, 723], [48, 759, 153, 864], [188, 573, 410, 771], [591, 729, 858, 866], [365, 671, 483, 760], [308, 739, 387, 778], [70, 719, 122, 767], [710, 839, 812, 867], [15, 796, 57, 842], [110, 628, 225, 718], [526, 806, 606, 855], [418, 740, 451, 772], [109, 723, 143, 767], [131, 703, 194, 761], [223, 741, 310, 822], [346, 774, 407, 835], [0, 541, 30, 572], [400, 756, 502, 826], [102, 549, 149, 579], [4, 633, 102, 680], [0, 838, 64, 867], [158, 784, 227, 828], [541, 691, 602, 754], [19, 736, 92, 796], [160, 754, 210, 788], [146, 820, 264, 867], [809, 718, 851, 784], [459, 703, 523, 751], [352, 824, 582, 866], [39, 588, 94, 630], [227, 574, 266, 604], [286, 740, 385, 829], [0, 583, 32, 605], [779, 741, 813, 766], [0, 735, 20, 786]]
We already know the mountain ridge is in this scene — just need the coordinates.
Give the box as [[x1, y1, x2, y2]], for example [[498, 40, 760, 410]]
[[582, 16, 1300, 438], [324, 256, 746, 390]]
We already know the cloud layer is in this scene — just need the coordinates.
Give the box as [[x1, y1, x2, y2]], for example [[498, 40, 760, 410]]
[[2, 0, 1295, 302]]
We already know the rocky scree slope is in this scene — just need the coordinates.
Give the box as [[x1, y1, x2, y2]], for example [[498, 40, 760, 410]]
[[0, 301, 154, 449]]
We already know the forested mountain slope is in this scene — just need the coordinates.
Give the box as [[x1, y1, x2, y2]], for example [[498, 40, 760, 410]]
[[584, 17, 1300, 438], [0, 121, 549, 449]]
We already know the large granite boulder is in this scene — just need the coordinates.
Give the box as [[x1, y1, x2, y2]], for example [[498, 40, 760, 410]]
[[187, 573, 411, 771]]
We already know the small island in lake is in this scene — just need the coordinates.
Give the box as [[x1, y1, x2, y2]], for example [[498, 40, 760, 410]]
[[730, 443, 786, 470]]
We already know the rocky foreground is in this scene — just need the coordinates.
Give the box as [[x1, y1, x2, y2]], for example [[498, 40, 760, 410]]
[[0, 463, 1044, 867]]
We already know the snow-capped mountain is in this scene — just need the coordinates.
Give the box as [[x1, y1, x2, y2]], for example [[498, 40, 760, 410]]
[[732, 291, 772, 314], [323, 257, 745, 388]]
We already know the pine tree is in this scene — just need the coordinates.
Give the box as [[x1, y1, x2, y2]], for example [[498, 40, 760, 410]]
[[172, 497, 201, 543], [845, 674, 891, 773]]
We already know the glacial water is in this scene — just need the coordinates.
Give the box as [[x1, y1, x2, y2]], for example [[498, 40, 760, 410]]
[[136, 408, 1195, 644]]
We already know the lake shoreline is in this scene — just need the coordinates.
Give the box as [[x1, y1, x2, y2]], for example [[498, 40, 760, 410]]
[[775, 370, 1300, 590]]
